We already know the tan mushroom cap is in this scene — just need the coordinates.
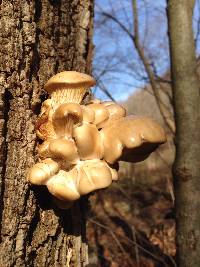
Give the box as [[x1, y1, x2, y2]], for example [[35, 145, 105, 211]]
[[46, 169, 80, 201], [49, 138, 79, 164], [98, 101, 126, 128], [86, 103, 109, 127], [27, 158, 59, 185], [73, 123, 104, 160], [81, 105, 95, 123], [100, 116, 167, 164], [44, 71, 96, 104], [77, 160, 113, 195], [52, 103, 83, 138], [45, 71, 96, 92], [46, 160, 114, 202]]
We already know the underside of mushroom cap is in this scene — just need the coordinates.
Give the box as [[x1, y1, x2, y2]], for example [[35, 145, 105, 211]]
[[52, 103, 83, 137], [101, 115, 167, 164], [44, 71, 96, 105]]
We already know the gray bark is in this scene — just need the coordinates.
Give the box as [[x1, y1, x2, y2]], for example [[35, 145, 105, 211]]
[[0, 0, 94, 266], [167, 1, 200, 266]]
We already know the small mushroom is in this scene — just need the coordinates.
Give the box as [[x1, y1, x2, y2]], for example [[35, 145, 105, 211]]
[[44, 71, 96, 107], [52, 103, 83, 138], [98, 101, 126, 128], [86, 103, 110, 127], [73, 123, 104, 160], [46, 159, 116, 203], [81, 105, 95, 124], [100, 116, 166, 164], [27, 158, 59, 185], [48, 138, 79, 164]]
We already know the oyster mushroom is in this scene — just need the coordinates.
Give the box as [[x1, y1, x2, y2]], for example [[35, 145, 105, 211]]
[[52, 103, 83, 138], [98, 101, 126, 128], [27, 71, 167, 210], [86, 102, 109, 127], [73, 123, 104, 160], [27, 158, 59, 185], [48, 138, 79, 164], [100, 116, 167, 164], [44, 71, 96, 107], [46, 159, 116, 204]]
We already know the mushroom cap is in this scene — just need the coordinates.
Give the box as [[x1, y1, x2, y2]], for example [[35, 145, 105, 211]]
[[44, 71, 96, 93], [52, 103, 83, 137], [77, 160, 113, 195], [27, 158, 59, 185], [85, 103, 109, 126], [49, 138, 79, 164], [73, 123, 104, 160], [81, 105, 95, 123], [98, 101, 126, 128], [46, 169, 80, 201], [100, 116, 167, 164], [102, 101, 126, 119]]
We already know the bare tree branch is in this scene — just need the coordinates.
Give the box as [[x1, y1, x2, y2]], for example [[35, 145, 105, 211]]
[[98, 1, 175, 134]]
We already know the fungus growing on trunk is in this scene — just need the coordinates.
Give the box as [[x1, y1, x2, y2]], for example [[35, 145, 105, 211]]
[[27, 71, 166, 209], [44, 71, 95, 106], [100, 116, 166, 164]]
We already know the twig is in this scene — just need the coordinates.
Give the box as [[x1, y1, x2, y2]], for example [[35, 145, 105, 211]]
[[99, 2, 175, 134], [132, 225, 140, 267], [89, 218, 170, 266]]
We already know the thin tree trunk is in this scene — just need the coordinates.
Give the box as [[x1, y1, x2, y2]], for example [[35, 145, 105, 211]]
[[167, 1, 200, 266], [0, 0, 94, 266]]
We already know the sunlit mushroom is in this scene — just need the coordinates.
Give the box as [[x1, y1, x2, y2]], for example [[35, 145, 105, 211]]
[[86, 102, 110, 127], [44, 71, 95, 107], [100, 115, 167, 164], [52, 103, 83, 138], [27, 158, 60, 185], [27, 71, 167, 209], [73, 123, 104, 160], [46, 159, 117, 204]]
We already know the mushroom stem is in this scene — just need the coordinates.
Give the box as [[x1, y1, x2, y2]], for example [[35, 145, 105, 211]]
[[52, 103, 83, 138]]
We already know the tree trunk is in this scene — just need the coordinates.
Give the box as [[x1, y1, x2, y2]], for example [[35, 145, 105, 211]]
[[167, 1, 200, 266], [0, 0, 94, 266]]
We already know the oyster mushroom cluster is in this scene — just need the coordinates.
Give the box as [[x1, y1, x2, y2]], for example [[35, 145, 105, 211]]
[[27, 71, 166, 208]]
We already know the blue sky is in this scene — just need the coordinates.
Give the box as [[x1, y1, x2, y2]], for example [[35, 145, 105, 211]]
[[92, 0, 200, 102]]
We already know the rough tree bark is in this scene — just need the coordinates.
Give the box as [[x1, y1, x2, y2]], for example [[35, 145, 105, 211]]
[[0, 0, 94, 266], [167, 1, 200, 266]]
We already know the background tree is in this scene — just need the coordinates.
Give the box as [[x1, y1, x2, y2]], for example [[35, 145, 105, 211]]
[[168, 0, 200, 266], [0, 0, 94, 266]]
